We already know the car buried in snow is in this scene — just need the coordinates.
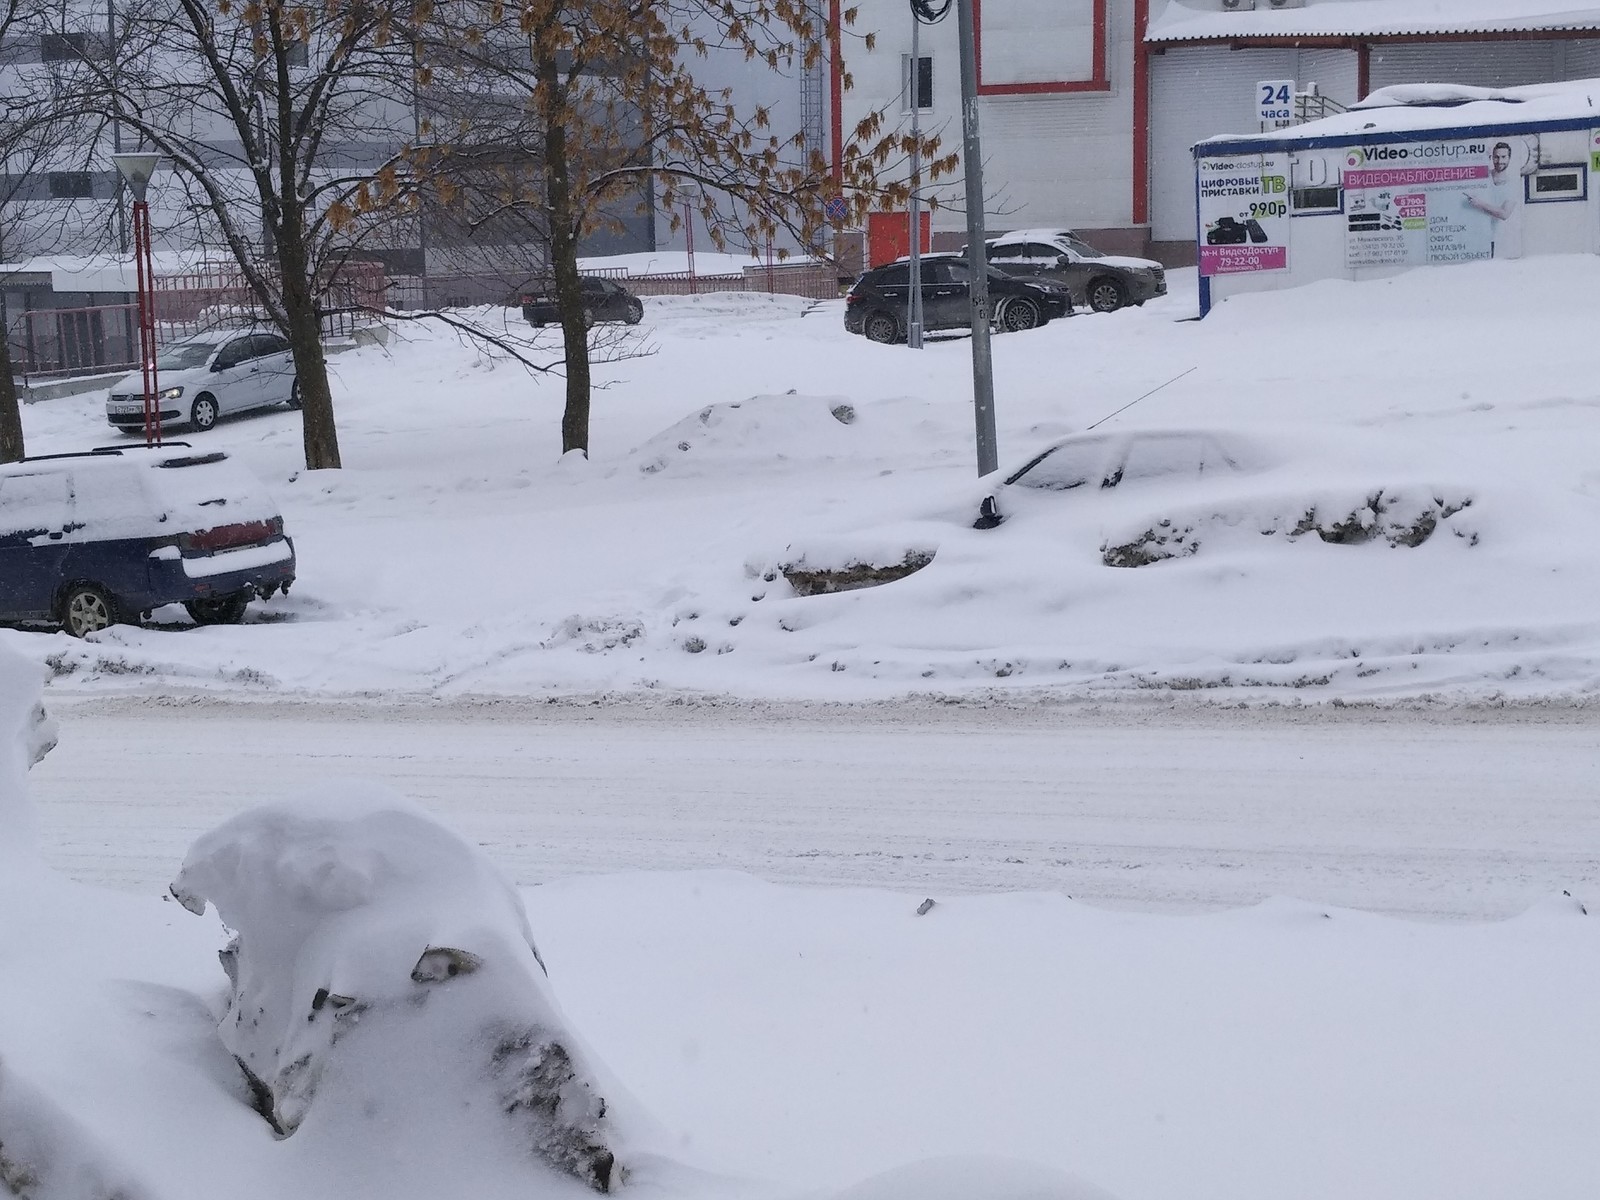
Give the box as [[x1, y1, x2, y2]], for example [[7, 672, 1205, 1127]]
[[0, 446, 295, 636]]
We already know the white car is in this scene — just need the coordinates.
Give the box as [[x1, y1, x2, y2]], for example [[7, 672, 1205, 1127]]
[[106, 329, 299, 434]]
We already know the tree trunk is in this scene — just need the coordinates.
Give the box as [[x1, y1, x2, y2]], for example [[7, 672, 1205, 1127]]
[[540, 58, 590, 458], [0, 336, 22, 464], [275, 221, 341, 470]]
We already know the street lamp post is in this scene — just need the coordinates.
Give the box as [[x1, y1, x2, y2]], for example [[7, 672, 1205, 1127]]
[[112, 152, 161, 446]]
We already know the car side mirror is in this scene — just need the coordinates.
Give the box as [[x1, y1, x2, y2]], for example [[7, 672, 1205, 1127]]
[[1056, 255, 1071, 267], [972, 495, 1004, 530]]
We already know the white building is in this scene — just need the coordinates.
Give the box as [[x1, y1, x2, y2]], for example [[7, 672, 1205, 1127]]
[[827, 0, 1600, 268], [1193, 79, 1600, 314]]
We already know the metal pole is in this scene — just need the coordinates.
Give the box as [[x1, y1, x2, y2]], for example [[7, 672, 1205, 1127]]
[[132, 199, 160, 446], [906, 11, 924, 349], [955, 0, 997, 475], [684, 199, 697, 294]]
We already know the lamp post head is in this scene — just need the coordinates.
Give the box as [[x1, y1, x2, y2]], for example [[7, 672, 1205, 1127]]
[[112, 152, 162, 202]]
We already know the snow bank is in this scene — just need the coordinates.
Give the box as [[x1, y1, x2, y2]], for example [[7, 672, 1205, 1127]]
[[171, 787, 623, 1191], [0, 639, 54, 862], [627, 395, 862, 476]]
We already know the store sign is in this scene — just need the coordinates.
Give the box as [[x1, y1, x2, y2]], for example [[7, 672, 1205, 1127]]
[[1197, 153, 1291, 276], [1258, 80, 1296, 132], [1341, 139, 1528, 268]]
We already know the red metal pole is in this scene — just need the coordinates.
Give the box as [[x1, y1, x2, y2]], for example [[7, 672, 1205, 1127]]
[[133, 200, 160, 446]]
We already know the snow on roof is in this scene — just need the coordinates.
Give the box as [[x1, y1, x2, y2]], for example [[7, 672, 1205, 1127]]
[[0, 251, 208, 294], [1199, 76, 1600, 146], [1148, 0, 1600, 44]]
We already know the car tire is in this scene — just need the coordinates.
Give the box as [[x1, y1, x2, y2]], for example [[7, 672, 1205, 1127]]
[[863, 312, 900, 344], [190, 393, 219, 431], [1087, 277, 1128, 314], [185, 593, 251, 626], [285, 379, 302, 410], [999, 298, 1041, 333], [625, 300, 643, 325], [59, 584, 120, 638]]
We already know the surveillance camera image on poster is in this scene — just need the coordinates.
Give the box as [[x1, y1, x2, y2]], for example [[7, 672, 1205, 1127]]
[[1197, 152, 1290, 276], [1342, 136, 1538, 268]]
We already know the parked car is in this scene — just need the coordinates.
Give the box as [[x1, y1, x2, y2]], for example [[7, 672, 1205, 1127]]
[[106, 329, 299, 434], [0, 446, 296, 635], [844, 255, 1072, 344], [521, 277, 644, 327], [975, 229, 1167, 313]]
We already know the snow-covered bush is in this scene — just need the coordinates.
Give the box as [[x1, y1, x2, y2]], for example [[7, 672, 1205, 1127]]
[[170, 786, 621, 1191]]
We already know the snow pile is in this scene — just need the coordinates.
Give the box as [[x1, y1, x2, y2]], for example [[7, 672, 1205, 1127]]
[[0, 641, 53, 861], [628, 395, 861, 476], [171, 787, 624, 1191]]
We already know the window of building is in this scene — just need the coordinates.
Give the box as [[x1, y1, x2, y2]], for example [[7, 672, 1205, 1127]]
[[901, 54, 932, 112], [1291, 185, 1343, 215], [47, 171, 94, 199], [41, 32, 92, 62], [1526, 165, 1586, 203], [285, 39, 309, 67]]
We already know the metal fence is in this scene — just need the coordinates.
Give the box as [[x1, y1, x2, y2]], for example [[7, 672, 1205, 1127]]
[[18, 304, 140, 379], [385, 260, 843, 310], [12, 260, 391, 379]]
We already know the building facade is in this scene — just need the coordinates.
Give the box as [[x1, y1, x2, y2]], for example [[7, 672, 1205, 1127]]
[[829, 0, 1600, 267]]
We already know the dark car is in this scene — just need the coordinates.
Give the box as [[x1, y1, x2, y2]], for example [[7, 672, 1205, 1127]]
[[844, 255, 1072, 344], [975, 228, 1167, 313], [520, 277, 644, 327], [0, 446, 295, 635]]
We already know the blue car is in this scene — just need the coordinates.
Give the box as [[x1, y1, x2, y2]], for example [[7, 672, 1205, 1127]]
[[0, 446, 296, 636]]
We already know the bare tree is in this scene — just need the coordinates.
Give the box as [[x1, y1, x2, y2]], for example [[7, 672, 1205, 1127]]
[[72, 0, 432, 470], [420, 0, 951, 457]]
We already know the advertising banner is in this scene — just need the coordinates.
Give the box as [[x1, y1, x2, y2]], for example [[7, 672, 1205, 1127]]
[[1342, 137, 1536, 268], [1197, 152, 1291, 277]]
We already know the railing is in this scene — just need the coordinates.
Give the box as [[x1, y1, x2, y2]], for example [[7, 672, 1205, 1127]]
[[17, 304, 139, 379], [12, 260, 391, 382]]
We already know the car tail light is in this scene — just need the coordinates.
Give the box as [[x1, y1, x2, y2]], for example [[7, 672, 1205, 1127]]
[[519, 295, 536, 304], [180, 517, 282, 553], [845, 292, 863, 305]]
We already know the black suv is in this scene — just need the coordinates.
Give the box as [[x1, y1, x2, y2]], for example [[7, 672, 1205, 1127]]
[[521, 277, 644, 327], [844, 255, 1071, 343]]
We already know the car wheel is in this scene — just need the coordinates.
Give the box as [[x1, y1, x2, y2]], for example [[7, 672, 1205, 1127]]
[[286, 379, 302, 410], [999, 298, 1041, 332], [60, 584, 119, 637], [185, 593, 251, 626], [1087, 277, 1127, 313], [625, 300, 643, 325], [190, 393, 219, 431], [863, 312, 900, 344]]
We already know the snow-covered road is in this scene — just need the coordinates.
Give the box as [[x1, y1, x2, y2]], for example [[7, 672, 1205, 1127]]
[[32, 698, 1599, 920]]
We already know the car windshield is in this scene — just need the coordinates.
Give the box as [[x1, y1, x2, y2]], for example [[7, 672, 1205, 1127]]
[[1058, 235, 1104, 259], [155, 342, 218, 371]]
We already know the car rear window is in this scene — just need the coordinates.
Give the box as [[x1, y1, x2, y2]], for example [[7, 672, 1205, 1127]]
[[140, 456, 280, 531]]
